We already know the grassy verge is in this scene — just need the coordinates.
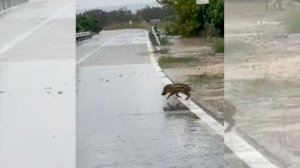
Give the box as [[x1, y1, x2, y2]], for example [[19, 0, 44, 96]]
[[187, 74, 224, 90], [158, 56, 198, 68], [103, 22, 151, 30], [187, 74, 223, 83], [159, 36, 170, 45], [213, 38, 224, 53], [157, 21, 170, 34]]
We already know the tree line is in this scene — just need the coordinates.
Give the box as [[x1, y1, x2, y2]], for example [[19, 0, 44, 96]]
[[76, 6, 172, 33], [76, 0, 224, 37], [157, 0, 224, 37]]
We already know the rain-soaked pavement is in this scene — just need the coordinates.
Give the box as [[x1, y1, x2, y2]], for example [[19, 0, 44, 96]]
[[77, 29, 223, 168], [0, 1, 75, 167]]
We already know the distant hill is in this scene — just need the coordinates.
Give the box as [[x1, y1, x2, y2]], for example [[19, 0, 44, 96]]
[[76, 2, 161, 14]]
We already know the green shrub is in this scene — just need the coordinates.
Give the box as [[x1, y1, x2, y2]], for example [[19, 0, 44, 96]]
[[158, 56, 198, 68], [213, 38, 224, 53], [159, 37, 170, 45]]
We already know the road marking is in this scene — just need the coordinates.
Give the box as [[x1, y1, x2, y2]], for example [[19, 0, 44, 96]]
[[76, 38, 114, 65], [76, 34, 124, 65], [0, 4, 72, 56], [146, 30, 280, 168], [226, 129, 279, 168]]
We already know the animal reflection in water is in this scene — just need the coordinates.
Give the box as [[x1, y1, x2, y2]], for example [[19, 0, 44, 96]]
[[162, 83, 191, 111], [163, 98, 189, 111], [161, 83, 191, 100]]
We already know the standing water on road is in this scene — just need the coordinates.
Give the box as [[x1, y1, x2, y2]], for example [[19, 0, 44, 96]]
[[77, 29, 223, 168]]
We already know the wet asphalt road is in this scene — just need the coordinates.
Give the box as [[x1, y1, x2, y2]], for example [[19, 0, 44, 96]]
[[77, 29, 223, 168], [0, 1, 75, 167]]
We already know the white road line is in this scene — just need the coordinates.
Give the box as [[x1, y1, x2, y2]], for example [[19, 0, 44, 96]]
[[0, 4, 71, 56], [76, 35, 122, 65], [76, 35, 123, 65], [226, 129, 279, 168], [76, 39, 113, 65]]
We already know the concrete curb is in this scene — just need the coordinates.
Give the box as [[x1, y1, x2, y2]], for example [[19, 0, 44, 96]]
[[225, 128, 280, 168], [234, 127, 294, 168]]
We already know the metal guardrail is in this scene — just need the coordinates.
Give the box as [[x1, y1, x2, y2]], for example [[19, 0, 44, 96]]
[[76, 31, 92, 44], [0, 0, 28, 12]]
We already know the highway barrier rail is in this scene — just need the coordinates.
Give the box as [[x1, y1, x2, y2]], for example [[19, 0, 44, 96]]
[[76, 31, 92, 44], [0, 0, 28, 12]]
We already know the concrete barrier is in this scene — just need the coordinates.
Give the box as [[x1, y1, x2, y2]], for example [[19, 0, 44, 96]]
[[0, 0, 28, 12], [76, 31, 92, 44], [151, 26, 161, 46]]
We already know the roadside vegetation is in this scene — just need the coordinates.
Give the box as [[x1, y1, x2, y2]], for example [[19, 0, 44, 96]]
[[158, 56, 199, 68], [156, 0, 224, 37], [76, 11, 102, 34], [76, 6, 172, 33], [103, 22, 150, 30], [213, 38, 224, 53], [159, 36, 170, 45], [187, 74, 223, 84]]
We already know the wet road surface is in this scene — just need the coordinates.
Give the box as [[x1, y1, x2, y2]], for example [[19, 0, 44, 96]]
[[0, 1, 75, 167], [77, 29, 223, 168], [0, 0, 74, 61]]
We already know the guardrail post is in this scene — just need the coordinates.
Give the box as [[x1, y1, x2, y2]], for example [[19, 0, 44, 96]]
[[151, 26, 161, 46], [76, 31, 93, 44]]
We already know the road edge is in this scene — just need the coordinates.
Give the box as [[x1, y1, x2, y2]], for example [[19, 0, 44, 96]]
[[146, 31, 224, 136], [146, 30, 281, 168]]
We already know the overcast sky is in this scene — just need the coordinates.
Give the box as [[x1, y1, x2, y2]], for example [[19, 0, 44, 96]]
[[76, 0, 158, 9]]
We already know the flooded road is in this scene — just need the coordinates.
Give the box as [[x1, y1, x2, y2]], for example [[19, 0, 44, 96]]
[[77, 29, 223, 168]]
